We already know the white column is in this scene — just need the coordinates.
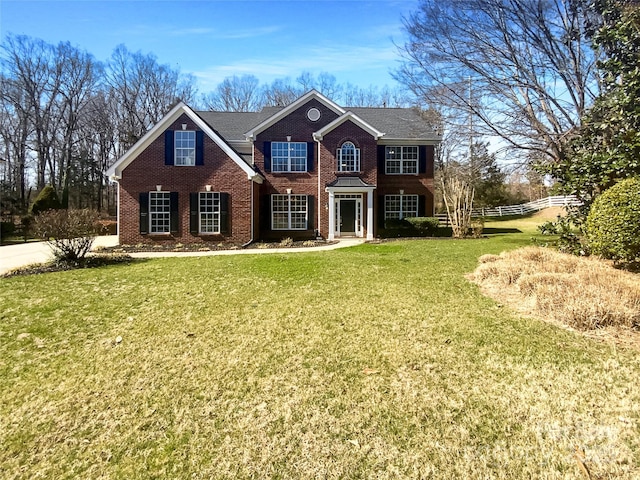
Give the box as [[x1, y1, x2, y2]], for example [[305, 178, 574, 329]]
[[327, 190, 335, 240], [366, 191, 374, 240]]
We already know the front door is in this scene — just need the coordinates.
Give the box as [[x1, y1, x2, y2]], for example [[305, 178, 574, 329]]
[[340, 199, 357, 235]]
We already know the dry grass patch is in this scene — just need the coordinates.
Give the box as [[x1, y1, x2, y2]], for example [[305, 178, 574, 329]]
[[470, 246, 640, 335]]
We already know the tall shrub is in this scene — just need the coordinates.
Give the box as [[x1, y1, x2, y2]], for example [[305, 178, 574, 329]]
[[586, 177, 640, 264], [30, 185, 62, 215]]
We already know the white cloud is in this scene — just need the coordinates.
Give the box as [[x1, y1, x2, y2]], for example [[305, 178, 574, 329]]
[[192, 43, 399, 91]]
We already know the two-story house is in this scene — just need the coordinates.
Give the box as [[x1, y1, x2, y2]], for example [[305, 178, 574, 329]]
[[106, 90, 440, 245]]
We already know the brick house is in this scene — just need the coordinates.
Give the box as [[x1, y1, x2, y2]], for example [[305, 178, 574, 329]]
[[106, 90, 440, 245]]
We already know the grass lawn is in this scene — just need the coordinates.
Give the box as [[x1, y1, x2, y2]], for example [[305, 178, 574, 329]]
[[1, 226, 638, 478]]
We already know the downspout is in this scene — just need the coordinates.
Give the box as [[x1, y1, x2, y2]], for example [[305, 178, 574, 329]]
[[242, 141, 256, 248], [314, 134, 322, 238], [241, 176, 254, 248], [111, 176, 121, 241]]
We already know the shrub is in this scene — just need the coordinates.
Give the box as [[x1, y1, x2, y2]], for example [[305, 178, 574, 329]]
[[586, 177, 640, 264], [470, 217, 484, 238], [1, 221, 15, 238], [279, 237, 294, 247], [405, 217, 441, 236], [30, 185, 62, 215], [538, 216, 583, 255], [32, 209, 104, 262]]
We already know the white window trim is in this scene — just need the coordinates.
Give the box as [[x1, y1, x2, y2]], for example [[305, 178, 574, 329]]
[[385, 146, 419, 175], [175, 130, 196, 166], [271, 194, 308, 230], [149, 191, 171, 234], [271, 142, 308, 173], [337, 142, 361, 172], [384, 194, 419, 219], [199, 192, 221, 234]]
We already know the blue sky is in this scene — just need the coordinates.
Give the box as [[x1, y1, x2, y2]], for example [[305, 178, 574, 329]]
[[1, 0, 419, 93]]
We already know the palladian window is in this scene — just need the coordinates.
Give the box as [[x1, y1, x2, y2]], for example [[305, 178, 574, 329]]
[[337, 142, 360, 172]]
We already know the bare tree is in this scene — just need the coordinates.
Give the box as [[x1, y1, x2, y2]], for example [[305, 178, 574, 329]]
[[201, 74, 262, 112], [0, 73, 31, 208], [261, 78, 302, 107], [397, 0, 600, 164], [104, 44, 196, 153], [441, 177, 475, 238], [55, 42, 100, 201]]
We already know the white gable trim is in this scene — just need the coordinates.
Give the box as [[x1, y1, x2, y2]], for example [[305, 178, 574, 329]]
[[313, 111, 385, 141], [106, 102, 263, 183], [244, 90, 346, 140]]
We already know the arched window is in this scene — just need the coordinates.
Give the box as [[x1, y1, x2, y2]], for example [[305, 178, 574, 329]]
[[337, 142, 360, 172]]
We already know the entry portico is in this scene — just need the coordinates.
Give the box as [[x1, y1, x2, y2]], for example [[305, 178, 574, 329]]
[[326, 177, 376, 240]]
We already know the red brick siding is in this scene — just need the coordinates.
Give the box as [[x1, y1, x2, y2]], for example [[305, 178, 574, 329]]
[[118, 113, 253, 245], [377, 144, 436, 222], [256, 99, 340, 240]]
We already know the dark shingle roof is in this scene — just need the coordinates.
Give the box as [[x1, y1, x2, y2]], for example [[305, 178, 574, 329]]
[[195, 105, 437, 141], [195, 110, 276, 141], [349, 107, 438, 139]]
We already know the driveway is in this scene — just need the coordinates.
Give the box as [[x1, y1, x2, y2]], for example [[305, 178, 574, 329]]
[[0, 236, 119, 276], [0, 236, 363, 276]]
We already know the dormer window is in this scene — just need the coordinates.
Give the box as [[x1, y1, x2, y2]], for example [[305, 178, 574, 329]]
[[337, 142, 360, 172], [175, 131, 196, 166]]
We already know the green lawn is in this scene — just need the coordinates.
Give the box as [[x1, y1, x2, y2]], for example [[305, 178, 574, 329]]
[[1, 229, 638, 479]]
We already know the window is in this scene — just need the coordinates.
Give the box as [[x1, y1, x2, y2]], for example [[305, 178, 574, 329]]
[[175, 131, 196, 166], [149, 192, 171, 233], [271, 142, 307, 172], [337, 142, 360, 172], [385, 146, 418, 174], [385, 195, 418, 219], [272, 194, 308, 230], [199, 192, 220, 234]]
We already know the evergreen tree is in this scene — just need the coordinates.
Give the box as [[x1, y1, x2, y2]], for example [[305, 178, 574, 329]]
[[546, 0, 640, 208]]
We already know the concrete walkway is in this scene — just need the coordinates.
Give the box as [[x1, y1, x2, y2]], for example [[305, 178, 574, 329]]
[[0, 236, 364, 275]]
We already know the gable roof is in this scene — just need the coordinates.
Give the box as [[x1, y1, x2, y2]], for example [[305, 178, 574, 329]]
[[106, 102, 263, 183], [244, 90, 346, 140], [313, 111, 384, 141]]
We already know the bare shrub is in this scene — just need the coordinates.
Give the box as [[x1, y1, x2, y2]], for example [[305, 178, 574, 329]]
[[32, 209, 104, 262], [471, 246, 640, 331], [279, 237, 294, 247]]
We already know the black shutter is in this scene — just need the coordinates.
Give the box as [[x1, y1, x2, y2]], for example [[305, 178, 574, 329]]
[[426, 145, 435, 177], [260, 194, 271, 232], [419, 146, 427, 174], [190, 193, 199, 235], [418, 195, 426, 217], [139, 192, 149, 235], [307, 195, 315, 230], [306, 142, 314, 172], [263, 142, 271, 172], [165, 130, 174, 165], [377, 145, 386, 173], [195, 131, 204, 165], [220, 193, 229, 234], [170, 192, 179, 234], [378, 195, 385, 230]]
